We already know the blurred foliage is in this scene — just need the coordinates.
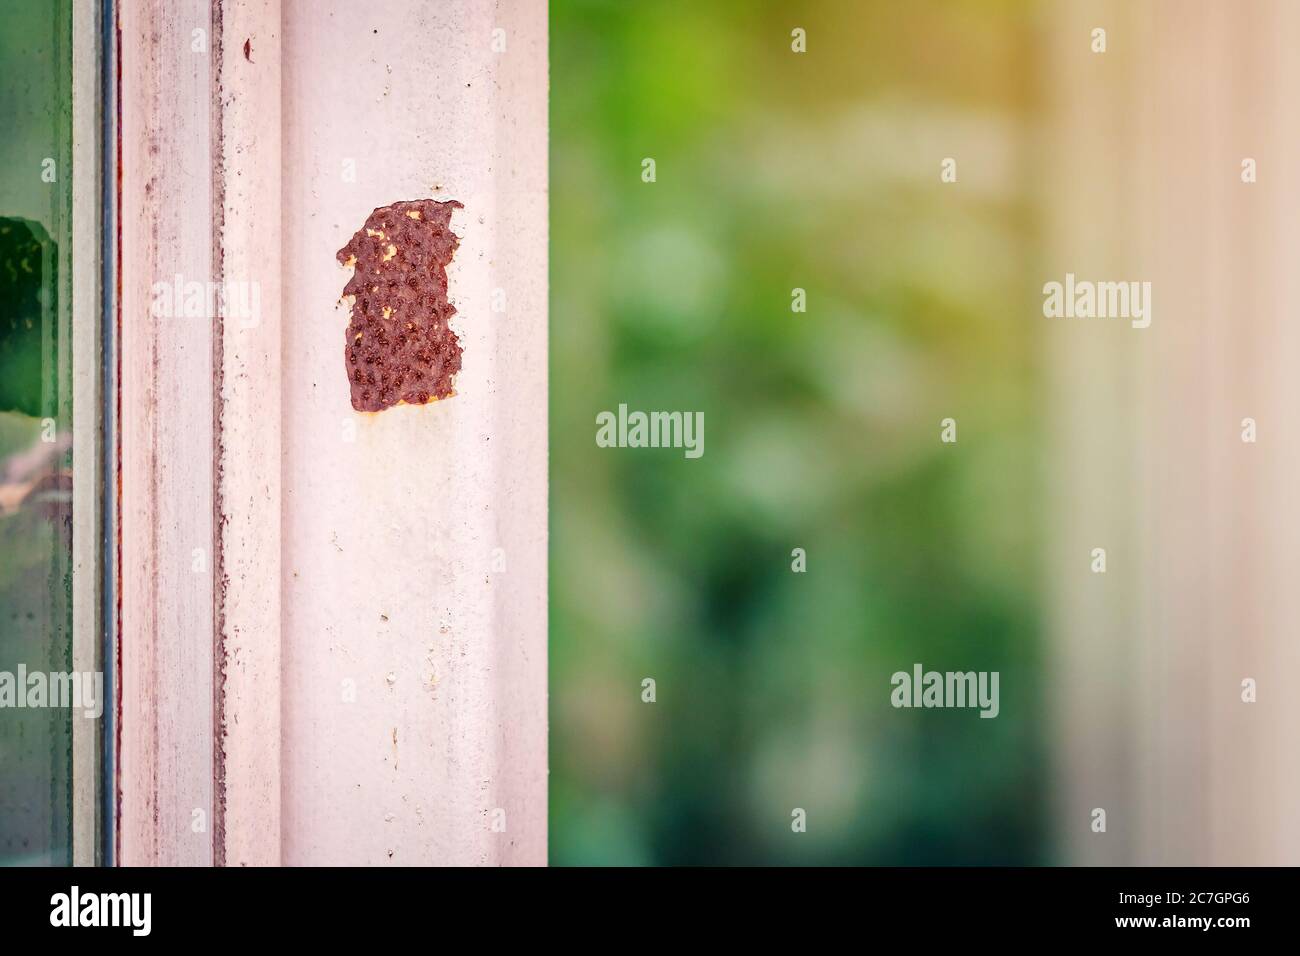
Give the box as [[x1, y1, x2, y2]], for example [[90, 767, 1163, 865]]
[[551, 0, 1048, 864]]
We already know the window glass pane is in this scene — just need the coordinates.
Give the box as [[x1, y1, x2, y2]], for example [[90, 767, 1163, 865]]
[[0, 0, 75, 866]]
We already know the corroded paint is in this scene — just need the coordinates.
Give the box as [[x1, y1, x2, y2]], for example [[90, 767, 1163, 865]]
[[337, 199, 464, 412]]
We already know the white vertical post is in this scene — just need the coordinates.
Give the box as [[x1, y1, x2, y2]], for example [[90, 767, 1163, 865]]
[[212, 0, 283, 869], [115, 0, 546, 865], [117, 0, 216, 866], [277, 0, 547, 865], [71, 0, 103, 868], [1050, 0, 1300, 865]]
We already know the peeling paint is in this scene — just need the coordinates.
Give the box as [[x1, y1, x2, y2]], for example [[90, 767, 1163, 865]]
[[337, 199, 463, 412]]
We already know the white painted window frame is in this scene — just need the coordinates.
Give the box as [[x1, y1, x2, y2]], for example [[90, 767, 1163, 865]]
[[71, 0, 105, 869], [109, 0, 547, 866]]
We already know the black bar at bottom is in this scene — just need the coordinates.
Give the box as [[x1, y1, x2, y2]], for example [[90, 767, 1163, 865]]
[[0, 865, 1287, 941]]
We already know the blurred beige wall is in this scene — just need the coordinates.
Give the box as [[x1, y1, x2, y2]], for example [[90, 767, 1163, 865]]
[[1047, 0, 1300, 865]]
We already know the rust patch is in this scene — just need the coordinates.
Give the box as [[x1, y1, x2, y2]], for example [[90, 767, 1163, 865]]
[[337, 199, 464, 412]]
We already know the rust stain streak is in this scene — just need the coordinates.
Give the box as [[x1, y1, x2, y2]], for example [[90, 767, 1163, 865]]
[[210, 0, 228, 869], [112, 0, 125, 868]]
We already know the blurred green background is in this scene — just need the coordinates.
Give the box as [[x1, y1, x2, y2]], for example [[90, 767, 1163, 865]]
[[550, 0, 1048, 865]]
